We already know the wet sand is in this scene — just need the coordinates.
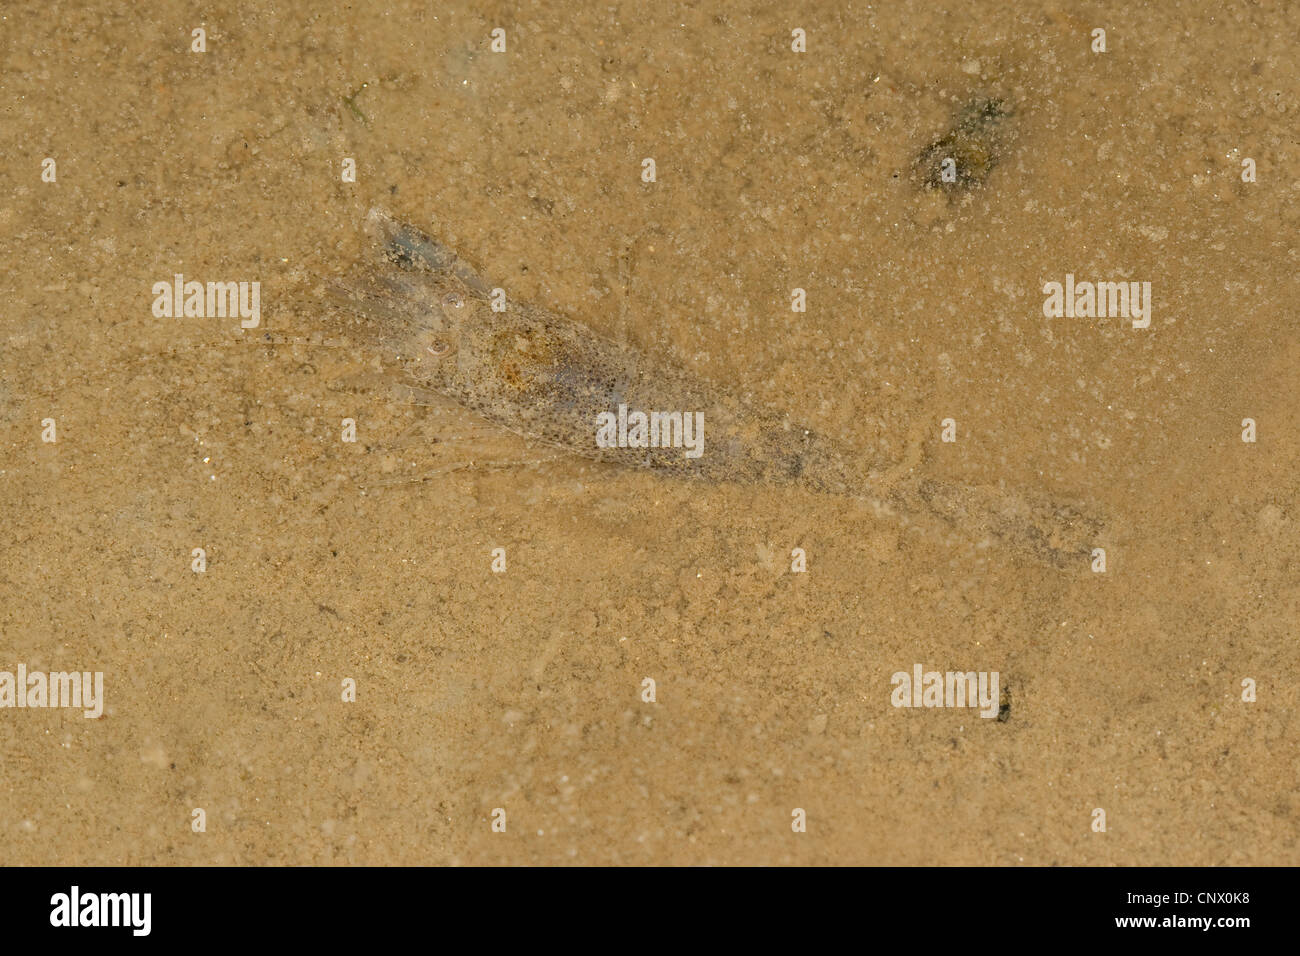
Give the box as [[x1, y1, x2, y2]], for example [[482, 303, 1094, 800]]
[[1, 0, 1297, 864]]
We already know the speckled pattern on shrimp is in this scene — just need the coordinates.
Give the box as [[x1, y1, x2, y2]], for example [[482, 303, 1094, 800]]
[[333, 210, 1104, 569]]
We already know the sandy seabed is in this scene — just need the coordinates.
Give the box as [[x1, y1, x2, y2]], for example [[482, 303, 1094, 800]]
[[1, 1, 1297, 865]]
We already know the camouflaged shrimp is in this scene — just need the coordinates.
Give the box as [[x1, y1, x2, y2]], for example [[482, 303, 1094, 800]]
[[333, 209, 1103, 569]]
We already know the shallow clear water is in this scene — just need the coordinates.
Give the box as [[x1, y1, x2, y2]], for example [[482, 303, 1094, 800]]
[[1, 0, 1296, 864]]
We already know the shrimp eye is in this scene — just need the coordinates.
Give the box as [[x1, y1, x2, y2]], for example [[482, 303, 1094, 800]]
[[440, 291, 465, 315]]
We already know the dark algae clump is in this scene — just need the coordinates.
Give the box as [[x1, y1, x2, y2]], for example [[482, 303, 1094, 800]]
[[915, 97, 1012, 192]]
